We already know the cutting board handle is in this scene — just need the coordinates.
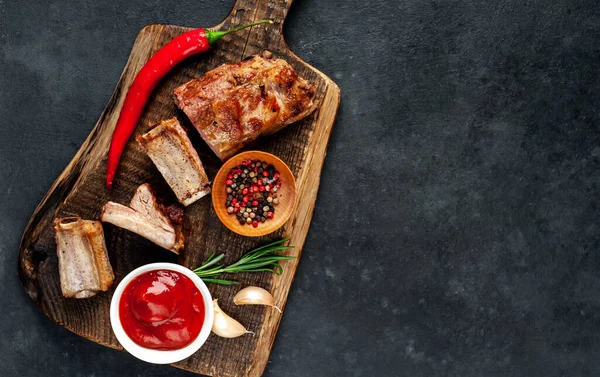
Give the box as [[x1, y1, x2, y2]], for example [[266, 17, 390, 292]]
[[221, 0, 294, 34]]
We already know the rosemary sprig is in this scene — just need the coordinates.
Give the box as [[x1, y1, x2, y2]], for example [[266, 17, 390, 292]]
[[193, 238, 295, 285]]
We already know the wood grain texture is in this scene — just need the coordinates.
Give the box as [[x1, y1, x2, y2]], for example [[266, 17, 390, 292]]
[[18, 1, 340, 376]]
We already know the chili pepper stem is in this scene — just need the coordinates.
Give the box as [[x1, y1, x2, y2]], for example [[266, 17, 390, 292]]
[[206, 19, 273, 45]]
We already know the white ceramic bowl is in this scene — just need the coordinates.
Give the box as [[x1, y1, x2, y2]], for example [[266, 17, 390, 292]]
[[110, 263, 214, 364]]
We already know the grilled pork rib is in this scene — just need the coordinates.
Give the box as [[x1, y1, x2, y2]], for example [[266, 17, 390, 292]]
[[54, 217, 114, 298], [174, 51, 317, 160], [101, 183, 184, 253], [137, 118, 211, 206]]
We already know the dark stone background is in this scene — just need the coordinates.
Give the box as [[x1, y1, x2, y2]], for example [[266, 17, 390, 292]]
[[1, 0, 600, 376]]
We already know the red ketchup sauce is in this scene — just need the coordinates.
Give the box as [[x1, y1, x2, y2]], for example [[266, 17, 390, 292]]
[[119, 269, 205, 350]]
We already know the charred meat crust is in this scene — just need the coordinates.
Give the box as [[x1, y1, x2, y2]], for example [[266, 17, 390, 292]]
[[174, 51, 317, 160], [100, 183, 184, 254]]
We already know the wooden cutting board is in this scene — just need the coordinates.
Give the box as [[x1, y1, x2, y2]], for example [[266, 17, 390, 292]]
[[17, 1, 340, 376]]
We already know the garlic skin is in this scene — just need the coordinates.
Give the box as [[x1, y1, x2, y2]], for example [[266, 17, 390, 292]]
[[212, 299, 252, 338], [233, 286, 282, 313]]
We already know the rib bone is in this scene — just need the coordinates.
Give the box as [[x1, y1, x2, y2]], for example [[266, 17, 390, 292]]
[[101, 183, 184, 253], [137, 118, 211, 206], [54, 217, 114, 299]]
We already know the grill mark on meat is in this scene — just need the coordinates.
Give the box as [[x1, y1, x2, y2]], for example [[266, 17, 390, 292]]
[[259, 84, 266, 100], [174, 52, 317, 160]]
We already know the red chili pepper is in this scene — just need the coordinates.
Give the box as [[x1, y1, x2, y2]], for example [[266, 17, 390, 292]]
[[105, 19, 273, 189]]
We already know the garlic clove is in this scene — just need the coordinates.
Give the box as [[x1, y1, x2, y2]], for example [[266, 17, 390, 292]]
[[233, 286, 282, 313], [212, 299, 252, 338]]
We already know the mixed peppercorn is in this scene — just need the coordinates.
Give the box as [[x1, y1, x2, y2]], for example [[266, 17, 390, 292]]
[[225, 159, 281, 227]]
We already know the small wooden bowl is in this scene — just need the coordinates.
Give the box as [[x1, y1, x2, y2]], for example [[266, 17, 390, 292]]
[[212, 151, 297, 237]]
